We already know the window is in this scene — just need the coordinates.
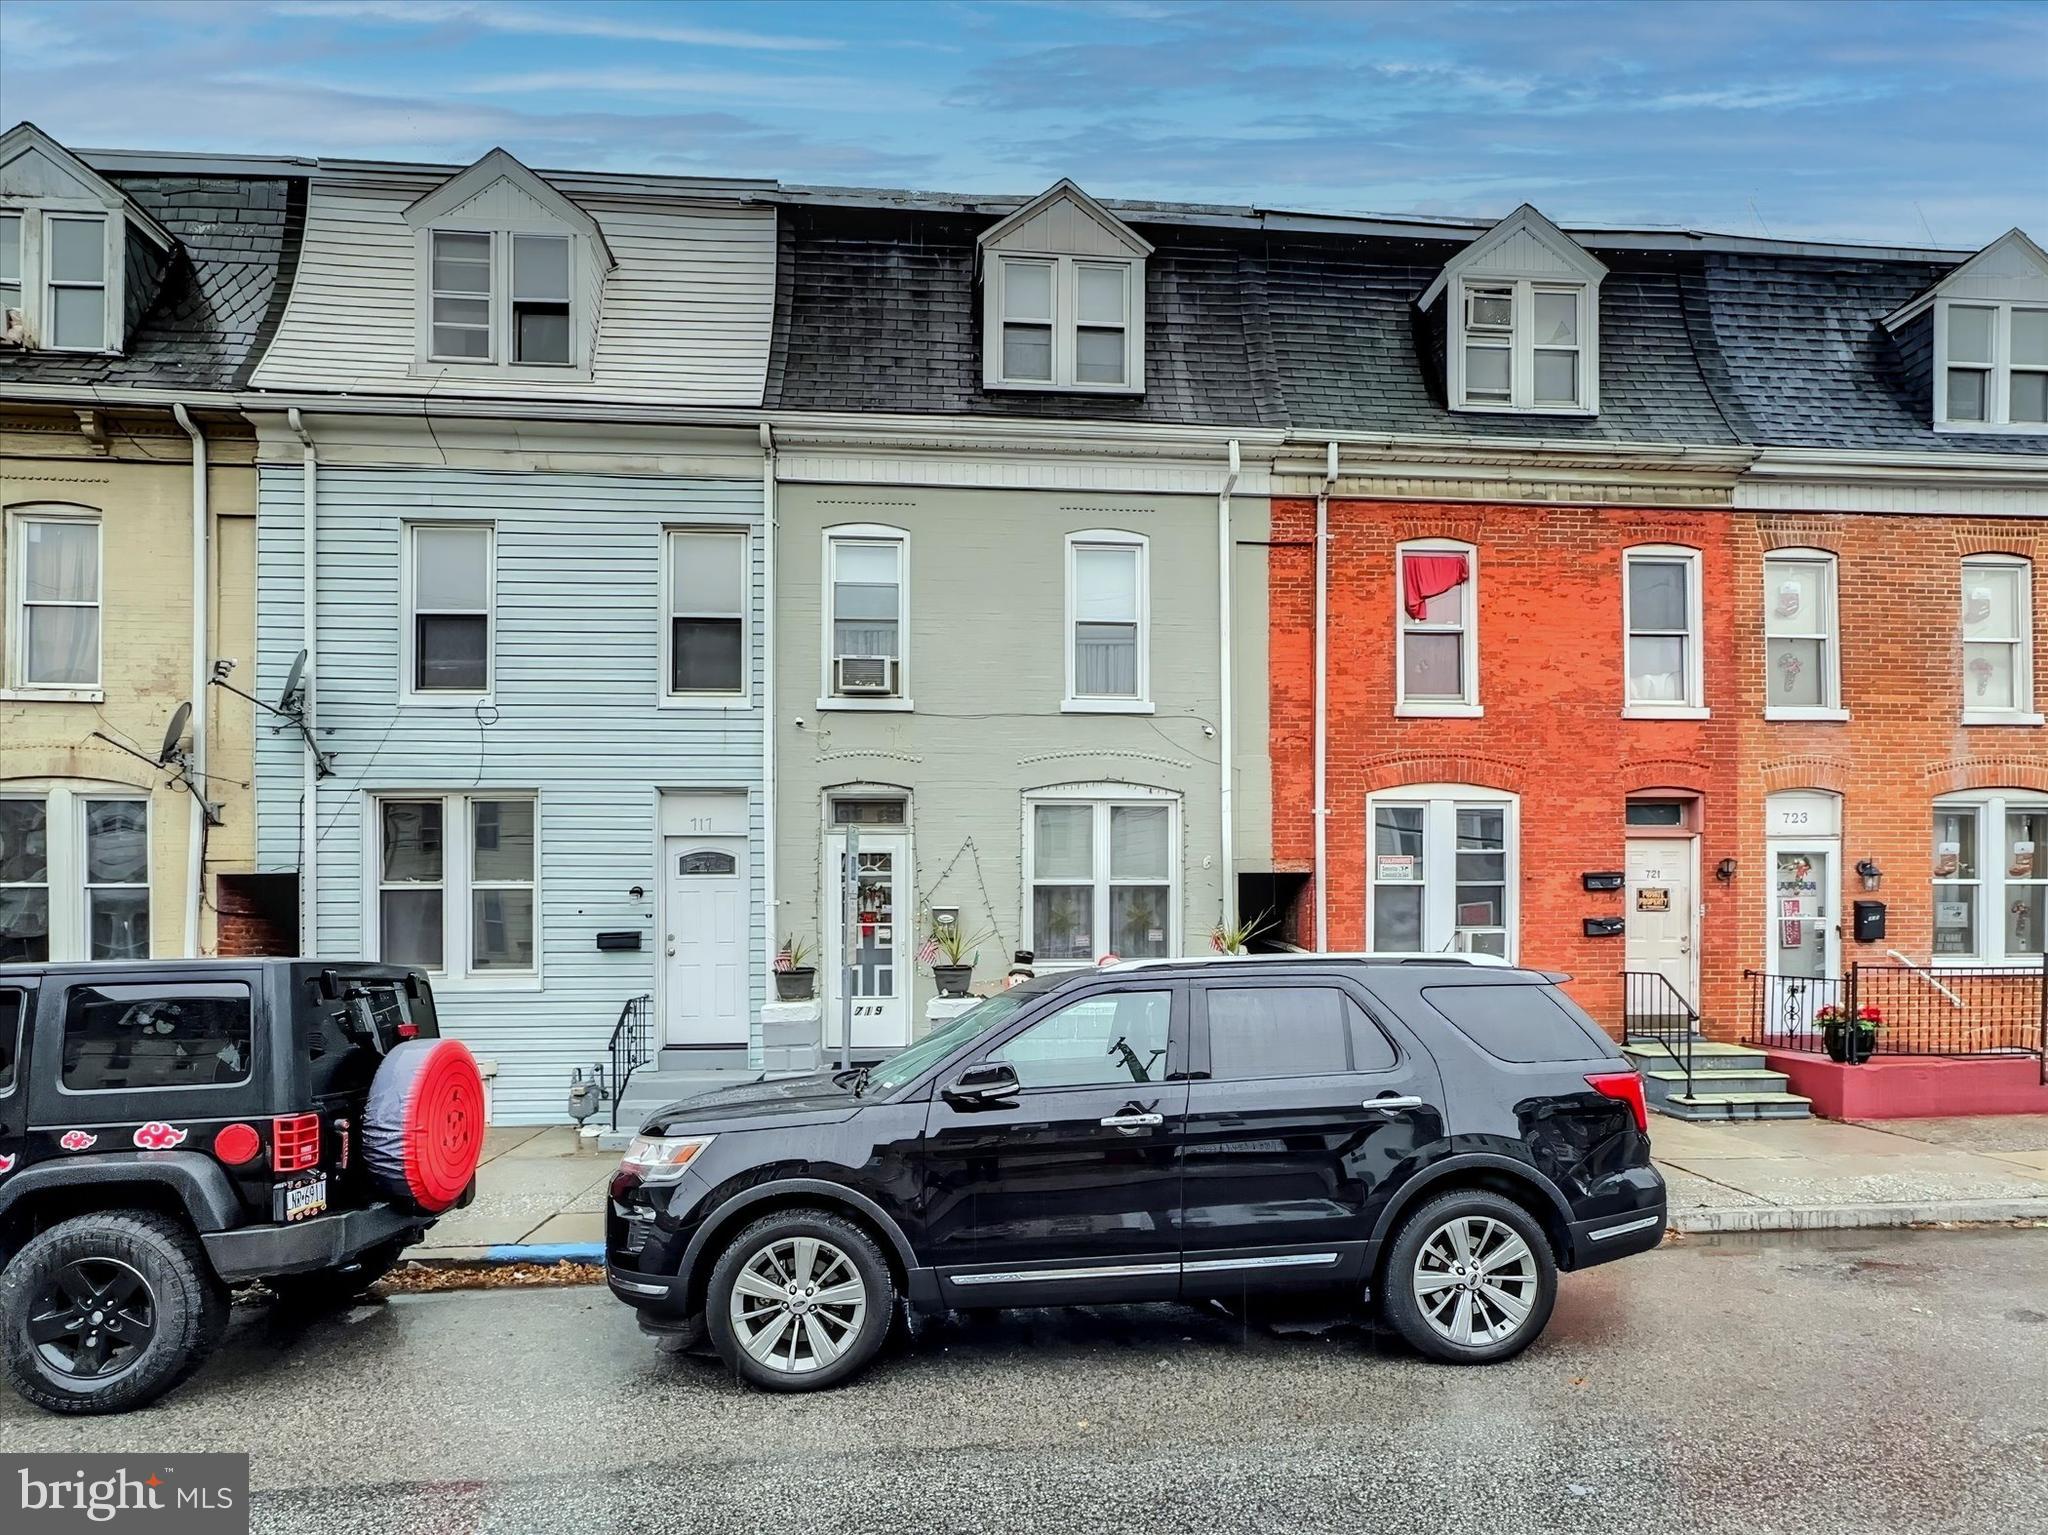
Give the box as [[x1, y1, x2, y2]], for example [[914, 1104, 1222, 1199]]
[[987, 253, 1142, 392], [7, 510, 101, 690], [0, 213, 20, 323], [1624, 800, 1686, 828], [375, 793, 536, 980], [0, 790, 145, 962], [1624, 547, 1705, 714], [824, 531, 906, 703], [1423, 983, 1608, 1063], [406, 523, 492, 697], [666, 529, 747, 700], [0, 798, 46, 961], [511, 234, 571, 365], [1204, 986, 1396, 1079], [429, 230, 493, 361], [1027, 792, 1178, 962], [831, 798, 906, 826], [0, 987, 21, 1094], [992, 990, 1170, 1088], [45, 214, 108, 352], [1397, 541, 1477, 712], [1763, 550, 1842, 718], [84, 799, 149, 959], [62, 981, 251, 1092], [1961, 556, 2035, 722], [1940, 301, 2048, 431], [1370, 788, 1516, 958], [1932, 791, 2048, 962], [1066, 533, 1148, 709], [998, 258, 1053, 383], [1454, 279, 1592, 412]]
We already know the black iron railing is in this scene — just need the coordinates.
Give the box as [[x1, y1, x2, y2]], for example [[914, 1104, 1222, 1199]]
[[608, 993, 653, 1130], [1621, 970, 1700, 1099], [1746, 959, 2048, 1081]]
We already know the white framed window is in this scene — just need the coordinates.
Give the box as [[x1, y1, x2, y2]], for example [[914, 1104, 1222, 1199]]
[[1369, 786, 1517, 959], [1763, 549, 1845, 720], [0, 212, 22, 326], [429, 230, 493, 361], [511, 233, 571, 366], [1932, 791, 2048, 964], [371, 792, 537, 983], [44, 214, 108, 353], [1396, 539, 1479, 715], [1452, 278, 1594, 413], [0, 786, 149, 962], [1064, 531, 1149, 712], [986, 253, 1143, 393], [1961, 554, 2038, 724], [421, 226, 581, 371], [1623, 545, 1706, 717], [1024, 787, 1180, 964], [821, 526, 908, 709], [6, 507, 102, 696], [403, 522, 493, 702], [664, 528, 749, 703], [1937, 301, 2048, 433]]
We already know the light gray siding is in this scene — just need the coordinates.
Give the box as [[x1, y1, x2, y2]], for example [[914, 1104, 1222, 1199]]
[[256, 464, 765, 1123]]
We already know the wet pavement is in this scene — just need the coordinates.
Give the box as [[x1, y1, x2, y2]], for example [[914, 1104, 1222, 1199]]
[[3, 1226, 2044, 1533]]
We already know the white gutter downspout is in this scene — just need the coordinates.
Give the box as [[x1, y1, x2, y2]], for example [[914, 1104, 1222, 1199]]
[[1313, 441, 1338, 952], [759, 423, 778, 1066], [289, 409, 318, 957], [172, 404, 208, 957], [1217, 439, 1240, 931]]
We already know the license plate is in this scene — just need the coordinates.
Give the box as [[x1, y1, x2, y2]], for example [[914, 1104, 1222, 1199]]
[[281, 1175, 328, 1223]]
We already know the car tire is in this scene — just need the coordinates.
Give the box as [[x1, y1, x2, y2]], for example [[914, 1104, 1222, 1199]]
[[1380, 1189, 1557, 1365], [704, 1209, 894, 1392], [0, 1211, 227, 1415], [265, 1237, 412, 1311]]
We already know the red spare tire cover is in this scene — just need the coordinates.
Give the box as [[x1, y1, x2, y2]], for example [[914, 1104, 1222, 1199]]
[[363, 1038, 485, 1214]]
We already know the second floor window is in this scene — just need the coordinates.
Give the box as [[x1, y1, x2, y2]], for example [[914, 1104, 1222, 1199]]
[[8, 510, 101, 691], [1067, 534, 1147, 708], [406, 523, 492, 698], [1961, 555, 2035, 721], [1624, 547, 1704, 714], [1764, 550, 1841, 716], [1398, 541, 1476, 711], [826, 533, 905, 701], [666, 529, 747, 700]]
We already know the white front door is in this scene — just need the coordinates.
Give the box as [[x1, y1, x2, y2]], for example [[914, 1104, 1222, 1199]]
[[1625, 838, 1696, 1006], [823, 829, 910, 1051], [663, 838, 748, 1046]]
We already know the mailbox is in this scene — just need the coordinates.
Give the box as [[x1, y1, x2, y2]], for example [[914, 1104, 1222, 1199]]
[[1582, 916, 1625, 938], [1852, 901, 1886, 943]]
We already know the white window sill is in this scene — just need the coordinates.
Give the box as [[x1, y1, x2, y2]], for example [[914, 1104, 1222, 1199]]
[[1764, 706, 1851, 723], [1623, 704, 1711, 720], [659, 695, 753, 712], [1934, 420, 2048, 437], [1450, 401, 1597, 418], [0, 686, 104, 704], [1962, 710, 2045, 727], [815, 695, 914, 713], [985, 379, 1144, 397], [400, 693, 495, 709], [1395, 701, 1483, 719], [1062, 698, 1155, 715], [412, 361, 594, 383]]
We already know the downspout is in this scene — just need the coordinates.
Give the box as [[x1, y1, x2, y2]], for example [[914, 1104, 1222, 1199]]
[[759, 423, 778, 1064], [289, 409, 318, 957], [1217, 438, 1240, 933], [1313, 441, 1338, 952], [172, 404, 208, 957]]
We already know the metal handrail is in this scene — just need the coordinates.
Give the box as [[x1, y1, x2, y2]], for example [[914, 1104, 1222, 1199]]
[[607, 993, 653, 1131], [1883, 949, 1964, 1008], [1620, 970, 1699, 1100]]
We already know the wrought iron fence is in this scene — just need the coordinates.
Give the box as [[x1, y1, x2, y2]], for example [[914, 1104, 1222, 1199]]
[[1621, 970, 1700, 1098], [608, 993, 653, 1130], [1746, 960, 2047, 1081]]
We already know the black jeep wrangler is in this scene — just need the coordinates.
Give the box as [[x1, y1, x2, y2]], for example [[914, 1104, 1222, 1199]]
[[0, 959, 484, 1414]]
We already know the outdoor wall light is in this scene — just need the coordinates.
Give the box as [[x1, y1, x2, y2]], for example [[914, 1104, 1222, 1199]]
[[1856, 858, 1883, 892], [1715, 858, 1738, 883]]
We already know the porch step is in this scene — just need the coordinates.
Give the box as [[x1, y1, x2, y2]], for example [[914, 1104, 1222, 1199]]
[[1623, 1041, 1770, 1075], [657, 1046, 750, 1071], [1658, 1090, 1814, 1122], [1643, 1067, 1795, 1097]]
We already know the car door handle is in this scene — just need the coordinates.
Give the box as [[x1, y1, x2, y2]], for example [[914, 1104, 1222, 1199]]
[[1100, 1112, 1164, 1130], [1364, 1096, 1425, 1112]]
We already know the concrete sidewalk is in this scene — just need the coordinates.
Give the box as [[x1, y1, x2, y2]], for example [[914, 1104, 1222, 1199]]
[[404, 1114, 2048, 1266]]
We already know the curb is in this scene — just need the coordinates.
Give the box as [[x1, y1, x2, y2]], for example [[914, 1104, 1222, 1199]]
[[1671, 1198, 2048, 1233], [403, 1241, 605, 1267]]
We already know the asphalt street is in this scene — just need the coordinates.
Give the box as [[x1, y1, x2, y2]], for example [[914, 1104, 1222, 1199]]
[[2, 1227, 2043, 1534]]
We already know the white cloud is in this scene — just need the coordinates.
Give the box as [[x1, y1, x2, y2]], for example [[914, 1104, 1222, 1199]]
[[269, 1, 844, 52], [0, 7, 116, 68]]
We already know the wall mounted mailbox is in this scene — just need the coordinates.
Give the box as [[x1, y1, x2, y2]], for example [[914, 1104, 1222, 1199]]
[[1852, 901, 1887, 943], [1582, 916, 1625, 938], [1582, 871, 1624, 892], [595, 931, 643, 952]]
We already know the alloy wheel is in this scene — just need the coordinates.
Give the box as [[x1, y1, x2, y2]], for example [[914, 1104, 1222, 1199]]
[[27, 1258, 157, 1382], [727, 1236, 867, 1374], [1411, 1215, 1537, 1348]]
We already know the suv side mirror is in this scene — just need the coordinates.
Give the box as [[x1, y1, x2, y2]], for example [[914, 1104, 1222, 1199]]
[[942, 1060, 1020, 1107]]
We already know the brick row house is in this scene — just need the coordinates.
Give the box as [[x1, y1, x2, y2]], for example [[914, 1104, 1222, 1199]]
[[5, 118, 2044, 1122]]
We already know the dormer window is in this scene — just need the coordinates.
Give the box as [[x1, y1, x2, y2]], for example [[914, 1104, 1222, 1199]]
[[1884, 228, 2048, 435], [979, 179, 1150, 395], [1420, 204, 1605, 417]]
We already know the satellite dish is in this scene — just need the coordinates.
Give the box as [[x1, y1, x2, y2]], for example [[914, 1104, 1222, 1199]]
[[280, 649, 308, 713], [159, 701, 192, 764]]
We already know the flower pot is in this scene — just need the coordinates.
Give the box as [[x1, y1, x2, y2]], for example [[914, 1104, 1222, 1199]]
[[932, 964, 974, 997], [1824, 1023, 1877, 1065], [774, 967, 816, 1002]]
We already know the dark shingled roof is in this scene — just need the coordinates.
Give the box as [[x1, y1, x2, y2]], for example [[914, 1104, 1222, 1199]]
[[0, 173, 303, 391]]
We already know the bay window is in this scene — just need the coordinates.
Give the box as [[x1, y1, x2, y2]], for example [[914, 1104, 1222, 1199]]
[[1026, 790, 1178, 962], [1624, 546, 1705, 715], [1397, 540, 1477, 713], [1763, 550, 1843, 718], [374, 792, 537, 980], [1066, 532, 1148, 709], [1961, 555, 2035, 722], [1933, 791, 2048, 962], [1369, 787, 1516, 958]]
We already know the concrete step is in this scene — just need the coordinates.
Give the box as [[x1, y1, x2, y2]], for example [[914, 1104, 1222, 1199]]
[[1657, 1090, 1814, 1122], [1623, 1041, 1770, 1075], [1643, 1067, 1794, 1097], [657, 1045, 750, 1071]]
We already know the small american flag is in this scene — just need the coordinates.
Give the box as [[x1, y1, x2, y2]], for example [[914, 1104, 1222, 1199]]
[[916, 935, 940, 966]]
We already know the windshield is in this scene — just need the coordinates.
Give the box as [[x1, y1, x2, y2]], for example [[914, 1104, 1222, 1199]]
[[865, 978, 1062, 1096]]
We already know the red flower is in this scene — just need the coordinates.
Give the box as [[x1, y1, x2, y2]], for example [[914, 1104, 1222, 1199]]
[[132, 1121, 188, 1150]]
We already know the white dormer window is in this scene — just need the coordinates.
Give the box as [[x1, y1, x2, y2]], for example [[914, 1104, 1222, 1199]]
[[979, 179, 1150, 395], [1420, 204, 1606, 417], [1884, 228, 2048, 435]]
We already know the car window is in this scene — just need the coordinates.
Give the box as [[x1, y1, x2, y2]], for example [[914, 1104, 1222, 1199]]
[[1422, 982, 1609, 1063], [1205, 985, 1396, 1078], [0, 988, 21, 1094], [992, 990, 1170, 1089], [62, 982, 254, 1092]]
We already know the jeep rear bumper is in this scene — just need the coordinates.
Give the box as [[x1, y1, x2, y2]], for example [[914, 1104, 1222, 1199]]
[[202, 1203, 430, 1282]]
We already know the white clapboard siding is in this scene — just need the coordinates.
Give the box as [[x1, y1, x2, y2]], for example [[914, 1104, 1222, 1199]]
[[252, 179, 776, 406], [255, 465, 765, 1123]]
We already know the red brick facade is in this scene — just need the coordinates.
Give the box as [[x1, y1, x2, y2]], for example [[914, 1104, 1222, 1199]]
[[1269, 496, 2048, 1039]]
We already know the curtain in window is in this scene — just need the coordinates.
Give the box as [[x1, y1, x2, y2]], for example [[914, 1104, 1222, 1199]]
[[1074, 545, 1139, 695], [832, 543, 900, 657], [23, 521, 99, 684], [1402, 552, 1468, 619]]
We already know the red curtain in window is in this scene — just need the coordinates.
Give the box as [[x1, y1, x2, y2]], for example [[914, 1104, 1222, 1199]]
[[1402, 552, 1469, 619]]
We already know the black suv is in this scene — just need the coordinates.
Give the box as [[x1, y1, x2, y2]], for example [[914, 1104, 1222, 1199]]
[[0, 959, 475, 1413], [606, 958, 1665, 1389]]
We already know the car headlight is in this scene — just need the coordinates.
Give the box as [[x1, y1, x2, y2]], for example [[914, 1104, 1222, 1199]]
[[620, 1132, 716, 1185]]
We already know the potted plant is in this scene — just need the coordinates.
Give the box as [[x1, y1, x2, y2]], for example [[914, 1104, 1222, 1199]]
[[773, 936, 816, 1002], [1815, 1002, 1881, 1064], [1211, 908, 1275, 955], [924, 922, 992, 997]]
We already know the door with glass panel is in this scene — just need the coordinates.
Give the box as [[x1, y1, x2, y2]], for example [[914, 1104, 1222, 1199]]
[[665, 841, 748, 1046], [1369, 792, 1514, 957], [823, 829, 908, 1050], [1766, 846, 1835, 1037], [1028, 798, 1176, 963]]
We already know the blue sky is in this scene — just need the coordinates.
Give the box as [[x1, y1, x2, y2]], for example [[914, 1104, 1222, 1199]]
[[2, 0, 2043, 245]]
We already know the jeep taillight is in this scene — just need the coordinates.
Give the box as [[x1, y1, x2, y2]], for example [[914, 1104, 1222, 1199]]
[[1586, 1071, 1649, 1134], [272, 1113, 321, 1172]]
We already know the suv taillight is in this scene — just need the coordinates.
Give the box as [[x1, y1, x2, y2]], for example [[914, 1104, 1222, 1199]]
[[1586, 1071, 1649, 1134], [272, 1113, 321, 1172]]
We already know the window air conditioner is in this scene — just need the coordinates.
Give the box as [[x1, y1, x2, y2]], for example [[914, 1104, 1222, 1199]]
[[834, 655, 897, 695]]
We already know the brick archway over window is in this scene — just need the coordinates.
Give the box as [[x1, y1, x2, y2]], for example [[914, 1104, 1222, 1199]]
[[1761, 759, 1851, 796], [1925, 759, 2048, 797], [1358, 753, 1529, 798]]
